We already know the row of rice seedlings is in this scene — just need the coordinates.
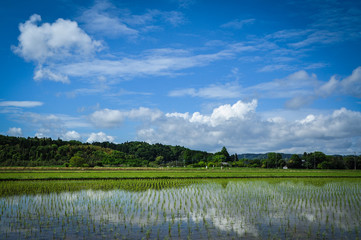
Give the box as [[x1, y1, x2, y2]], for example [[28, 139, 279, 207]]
[[0, 178, 201, 197]]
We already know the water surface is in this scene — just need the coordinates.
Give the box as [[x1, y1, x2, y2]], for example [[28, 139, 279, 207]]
[[0, 179, 360, 239]]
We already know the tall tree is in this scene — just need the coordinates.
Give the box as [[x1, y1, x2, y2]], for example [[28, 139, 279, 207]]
[[287, 154, 303, 169], [220, 146, 231, 161]]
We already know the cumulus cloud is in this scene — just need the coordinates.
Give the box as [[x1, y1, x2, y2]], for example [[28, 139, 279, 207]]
[[138, 99, 264, 151], [340, 66, 361, 98], [0, 101, 43, 108], [7, 127, 22, 136], [13, 14, 101, 63], [127, 107, 163, 121], [170, 100, 258, 127], [34, 132, 47, 138], [304, 108, 361, 138], [86, 132, 114, 143], [12, 14, 101, 82], [62, 130, 82, 141], [287, 66, 361, 108], [6, 99, 360, 153], [90, 108, 125, 128], [134, 100, 361, 154], [23, 113, 66, 139], [6, 110, 90, 141]]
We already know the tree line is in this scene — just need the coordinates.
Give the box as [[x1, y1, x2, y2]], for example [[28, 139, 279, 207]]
[[0, 135, 212, 167], [0, 135, 359, 169]]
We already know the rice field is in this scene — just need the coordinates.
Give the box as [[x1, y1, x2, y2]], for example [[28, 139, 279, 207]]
[[1, 168, 361, 180], [0, 178, 360, 239]]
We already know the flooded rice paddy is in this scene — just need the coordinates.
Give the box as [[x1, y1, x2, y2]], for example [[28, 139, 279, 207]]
[[0, 178, 360, 239]]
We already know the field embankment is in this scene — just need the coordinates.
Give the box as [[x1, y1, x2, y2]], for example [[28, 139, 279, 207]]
[[1, 167, 360, 180]]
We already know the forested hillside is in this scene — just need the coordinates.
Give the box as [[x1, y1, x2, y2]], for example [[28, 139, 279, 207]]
[[0, 135, 212, 167], [0, 135, 359, 169]]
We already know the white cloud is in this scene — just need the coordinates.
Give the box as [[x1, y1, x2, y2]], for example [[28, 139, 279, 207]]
[[159, 10, 185, 26], [258, 64, 294, 72], [170, 70, 313, 110], [168, 88, 196, 97], [79, 1, 185, 38], [317, 75, 339, 97], [90, 108, 125, 128], [4, 98, 360, 154], [316, 66, 361, 98], [170, 70, 317, 101], [166, 100, 257, 127], [188, 99, 257, 127], [127, 107, 163, 121], [0, 101, 43, 108], [34, 67, 70, 83], [284, 67, 361, 108], [35, 128, 51, 138], [168, 67, 361, 110], [7, 127, 22, 136], [304, 62, 328, 70], [86, 132, 114, 143], [122, 9, 185, 27], [165, 112, 190, 119], [5, 110, 90, 141], [221, 18, 255, 29], [24, 113, 66, 139], [134, 100, 361, 154], [285, 66, 361, 108], [285, 95, 315, 109], [90, 107, 162, 128], [265, 3, 361, 50], [293, 108, 361, 139], [62, 130, 82, 141], [289, 30, 340, 48], [58, 48, 233, 79], [169, 82, 242, 99], [13, 12, 252, 83], [298, 114, 316, 124], [12, 14, 101, 82], [171, 0, 195, 8], [340, 66, 361, 98], [79, 1, 139, 37], [266, 29, 311, 41], [13, 14, 101, 63]]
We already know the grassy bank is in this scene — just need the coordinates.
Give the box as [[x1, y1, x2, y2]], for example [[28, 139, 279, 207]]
[[0, 167, 360, 180]]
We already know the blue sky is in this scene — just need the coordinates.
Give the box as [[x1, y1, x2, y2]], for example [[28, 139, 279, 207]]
[[1, 0, 361, 154]]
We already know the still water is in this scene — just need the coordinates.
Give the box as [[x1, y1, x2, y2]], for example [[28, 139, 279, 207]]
[[0, 179, 360, 239]]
